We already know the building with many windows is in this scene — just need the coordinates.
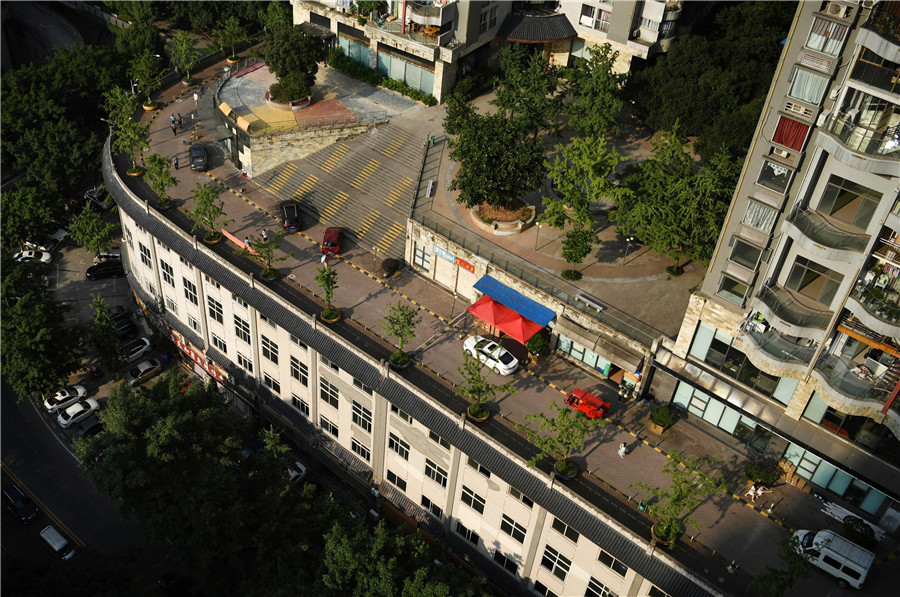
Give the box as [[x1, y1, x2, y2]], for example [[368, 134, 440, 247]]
[[657, 0, 900, 528]]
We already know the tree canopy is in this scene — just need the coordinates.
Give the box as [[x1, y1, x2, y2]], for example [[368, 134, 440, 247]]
[[69, 203, 119, 256], [262, 26, 320, 100], [491, 44, 561, 138], [561, 43, 626, 138]]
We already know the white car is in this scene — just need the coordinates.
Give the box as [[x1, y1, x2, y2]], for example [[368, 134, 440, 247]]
[[57, 399, 100, 429], [463, 335, 519, 375], [13, 250, 52, 264], [43, 385, 87, 413], [124, 358, 162, 387], [121, 337, 152, 363], [287, 460, 308, 484]]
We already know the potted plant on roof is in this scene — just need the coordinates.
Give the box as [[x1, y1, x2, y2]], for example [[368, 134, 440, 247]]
[[380, 300, 422, 370], [457, 351, 517, 423], [516, 401, 603, 480], [649, 404, 674, 434], [240, 231, 294, 283], [129, 50, 164, 111], [144, 153, 178, 211], [169, 30, 199, 85], [105, 87, 150, 177], [630, 451, 727, 547], [215, 16, 248, 65], [185, 183, 232, 245], [314, 265, 341, 324]]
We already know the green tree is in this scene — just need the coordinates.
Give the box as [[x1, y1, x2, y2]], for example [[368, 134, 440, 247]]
[[380, 301, 422, 366], [449, 111, 544, 209], [215, 16, 249, 60], [1, 186, 58, 251], [169, 1, 220, 33], [1, 256, 51, 305], [104, 0, 158, 24], [562, 43, 627, 138], [356, 1, 388, 17], [491, 44, 561, 138], [240, 231, 294, 278], [442, 92, 476, 136], [144, 153, 178, 207], [115, 21, 163, 58], [456, 351, 517, 420], [264, 0, 293, 31], [128, 50, 164, 106], [516, 401, 603, 477], [630, 450, 727, 544], [69, 204, 119, 256], [168, 29, 199, 81], [90, 295, 125, 375], [186, 183, 232, 242], [12, 118, 102, 195], [314, 265, 340, 320], [262, 26, 320, 100], [747, 531, 811, 597], [560, 227, 597, 275]]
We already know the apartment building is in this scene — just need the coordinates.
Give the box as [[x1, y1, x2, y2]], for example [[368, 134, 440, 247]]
[[656, 0, 900, 530]]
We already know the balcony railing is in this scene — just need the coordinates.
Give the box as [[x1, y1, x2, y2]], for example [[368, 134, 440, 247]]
[[814, 353, 892, 403], [756, 284, 833, 330], [863, 3, 900, 46], [822, 114, 900, 160], [787, 206, 870, 252], [742, 326, 817, 365], [852, 284, 900, 323], [409, 1, 442, 18]]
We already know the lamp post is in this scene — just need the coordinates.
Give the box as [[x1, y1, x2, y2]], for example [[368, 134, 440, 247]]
[[533, 223, 543, 251], [623, 236, 636, 265]]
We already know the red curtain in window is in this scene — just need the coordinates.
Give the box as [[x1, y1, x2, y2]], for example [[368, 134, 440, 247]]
[[773, 116, 810, 151]]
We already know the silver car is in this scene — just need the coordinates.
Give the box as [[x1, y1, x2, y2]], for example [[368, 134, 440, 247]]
[[124, 358, 162, 386], [463, 335, 519, 375], [57, 399, 99, 429], [121, 337, 152, 363]]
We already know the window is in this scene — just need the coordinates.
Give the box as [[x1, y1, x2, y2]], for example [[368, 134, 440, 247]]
[[742, 200, 778, 234], [208, 296, 223, 324], [320, 379, 339, 408], [467, 456, 491, 478], [773, 116, 810, 152], [455, 521, 479, 545], [179, 256, 193, 269], [806, 17, 848, 56], [598, 550, 628, 577], [388, 433, 410, 460], [729, 237, 763, 270], [421, 495, 443, 519], [188, 315, 201, 333], [540, 545, 571, 581], [425, 459, 448, 488], [234, 315, 250, 343], [211, 333, 226, 354], [508, 487, 534, 508], [479, 5, 497, 34], [290, 356, 308, 386], [321, 355, 339, 372], [647, 586, 669, 597], [639, 17, 659, 30], [716, 275, 749, 306], [263, 373, 281, 395], [460, 486, 485, 514], [165, 296, 178, 315], [493, 551, 518, 576], [429, 430, 450, 450], [386, 469, 406, 491], [232, 294, 247, 308], [261, 336, 279, 364], [237, 352, 253, 372], [291, 394, 309, 418], [391, 404, 411, 423], [352, 401, 373, 433], [161, 261, 174, 286], [788, 68, 829, 105], [818, 175, 879, 230], [203, 273, 220, 289], [585, 577, 617, 597], [786, 256, 844, 305], [183, 277, 198, 305], [353, 378, 373, 395], [757, 160, 792, 194], [259, 313, 274, 327], [534, 582, 558, 597], [290, 334, 307, 350], [551, 517, 580, 543], [500, 514, 527, 544], [139, 243, 151, 267], [145, 280, 155, 297], [320, 416, 338, 438], [413, 243, 432, 270], [351, 438, 371, 462]]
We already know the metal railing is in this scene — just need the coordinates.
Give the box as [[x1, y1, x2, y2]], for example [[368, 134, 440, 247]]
[[813, 353, 891, 403], [852, 284, 900, 323], [821, 114, 900, 160], [787, 206, 870, 252], [251, 112, 388, 134], [742, 326, 817, 365], [756, 284, 833, 330]]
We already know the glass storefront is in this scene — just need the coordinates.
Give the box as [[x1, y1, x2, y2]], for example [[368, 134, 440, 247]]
[[672, 382, 773, 451], [556, 335, 611, 377], [802, 392, 900, 466]]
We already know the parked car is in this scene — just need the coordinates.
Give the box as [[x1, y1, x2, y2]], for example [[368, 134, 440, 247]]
[[85, 185, 114, 211], [106, 304, 129, 317], [86, 260, 125, 280], [565, 389, 610, 420], [463, 335, 519, 375], [13, 250, 52, 264], [72, 415, 104, 439], [114, 317, 136, 339], [121, 337, 152, 363], [2, 474, 39, 524], [321, 227, 343, 255], [287, 459, 308, 484], [42, 385, 87, 413], [280, 202, 301, 232], [24, 228, 67, 253], [124, 358, 162, 386], [190, 144, 208, 171], [93, 249, 121, 264], [57, 398, 100, 429]]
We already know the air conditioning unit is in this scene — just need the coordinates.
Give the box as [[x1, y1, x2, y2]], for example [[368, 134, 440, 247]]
[[773, 147, 791, 158], [826, 2, 843, 15], [862, 0, 876, 9]]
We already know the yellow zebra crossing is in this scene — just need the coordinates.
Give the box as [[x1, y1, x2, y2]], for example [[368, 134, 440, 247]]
[[384, 178, 413, 208], [350, 159, 380, 189], [291, 174, 318, 201], [375, 222, 404, 253], [320, 191, 349, 222], [357, 210, 381, 237], [320, 145, 348, 172], [267, 163, 298, 193], [381, 130, 410, 158]]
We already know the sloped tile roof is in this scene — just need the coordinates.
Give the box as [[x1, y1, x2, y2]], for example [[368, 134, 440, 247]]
[[497, 12, 577, 43]]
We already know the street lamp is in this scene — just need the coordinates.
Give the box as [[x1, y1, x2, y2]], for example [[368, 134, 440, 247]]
[[623, 236, 636, 265], [533, 223, 543, 251]]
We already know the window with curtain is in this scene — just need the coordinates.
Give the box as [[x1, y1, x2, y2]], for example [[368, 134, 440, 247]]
[[806, 18, 848, 56], [788, 68, 829, 105], [742, 200, 778, 233], [774, 116, 810, 151]]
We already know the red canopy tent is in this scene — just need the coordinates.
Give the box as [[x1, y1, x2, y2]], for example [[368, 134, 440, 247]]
[[466, 295, 544, 344]]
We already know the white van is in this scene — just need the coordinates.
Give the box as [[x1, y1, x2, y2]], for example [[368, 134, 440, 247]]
[[794, 529, 874, 589], [40, 525, 75, 560]]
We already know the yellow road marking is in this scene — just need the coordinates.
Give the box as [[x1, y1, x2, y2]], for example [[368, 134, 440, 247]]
[[267, 163, 298, 193], [384, 177, 413, 207], [350, 159, 380, 189], [381, 130, 410, 158], [1, 462, 86, 547], [291, 174, 318, 201], [320, 145, 348, 172], [375, 221, 404, 252], [320, 191, 348, 222], [358, 210, 381, 236]]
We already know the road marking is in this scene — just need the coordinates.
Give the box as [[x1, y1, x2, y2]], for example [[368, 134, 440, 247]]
[[319, 191, 349, 222], [358, 210, 381, 237], [291, 174, 318, 201], [320, 145, 348, 172], [350, 159, 380, 189], [384, 177, 414, 208], [267, 163, 298, 193], [381, 130, 410, 158], [375, 222, 404, 253], [1, 462, 86, 547]]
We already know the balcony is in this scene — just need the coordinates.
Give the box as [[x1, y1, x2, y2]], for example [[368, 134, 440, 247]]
[[406, 0, 453, 27], [741, 325, 817, 366], [821, 114, 900, 160], [786, 207, 870, 253], [849, 282, 900, 333], [812, 353, 892, 405], [755, 284, 834, 331], [861, 2, 900, 50]]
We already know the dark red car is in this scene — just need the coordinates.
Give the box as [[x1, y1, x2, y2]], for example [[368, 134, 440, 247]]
[[565, 389, 610, 420], [321, 227, 343, 255]]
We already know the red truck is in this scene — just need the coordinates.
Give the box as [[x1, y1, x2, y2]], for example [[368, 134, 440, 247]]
[[565, 389, 610, 420]]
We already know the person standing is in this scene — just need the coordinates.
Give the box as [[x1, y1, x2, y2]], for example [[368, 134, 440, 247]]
[[193, 91, 199, 105], [199, 84, 205, 97], [617, 443, 627, 458], [260, 229, 269, 242], [171, 124, 178, 136], [177, 113, 183, 127], [244, 236, 251, 247], [170, 114, 176, 125], [173, 155, 179, 170]]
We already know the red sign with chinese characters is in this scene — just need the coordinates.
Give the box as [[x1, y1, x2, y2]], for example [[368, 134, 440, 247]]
[[168, 331, 227, 383], [455, 257, 474, 273]]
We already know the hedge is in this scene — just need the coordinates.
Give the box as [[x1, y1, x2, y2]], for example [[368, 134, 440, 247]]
[[327, 47, 437, 106]]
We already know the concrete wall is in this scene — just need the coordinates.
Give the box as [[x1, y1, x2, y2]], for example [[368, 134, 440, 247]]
[[247, 122, 377, 178]]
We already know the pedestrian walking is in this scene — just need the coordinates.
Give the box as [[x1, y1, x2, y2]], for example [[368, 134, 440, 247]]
[[260, 229, 269, 242], [244, 236, 251, 247], [193, 92, 199, 105], [173, 155, 179, 170], [170, 114, 176, 125], [200, 84, 205, 97], [171, 124, 178, 136], [617, 443, 627, 458], [177, 113, 183, 127]]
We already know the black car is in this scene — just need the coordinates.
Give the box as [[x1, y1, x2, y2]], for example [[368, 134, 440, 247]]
[[2, 476, 39, 524], [190, 144, 208, 171], [114, 316, 136, 339], [86, 260, 125, 280], [72, 415, 104, 439], [281, 202, 301, 232]]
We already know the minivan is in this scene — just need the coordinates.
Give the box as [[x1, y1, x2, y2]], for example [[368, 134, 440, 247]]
[[40, 525, 75, 560], [794, 529, 875, 589]]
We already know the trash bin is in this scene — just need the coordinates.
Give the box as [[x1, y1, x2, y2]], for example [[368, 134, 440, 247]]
[[162, 354, 169, 364]]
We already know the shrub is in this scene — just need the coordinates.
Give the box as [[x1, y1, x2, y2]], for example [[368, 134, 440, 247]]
[[327, 47, 437, 106], [744, 462, 776, 486], [650, 405, 674, 427], [526, 331, 549, 355], [843, 515, 876, 547], [381, 258, 400, 276], [452, 73, 493, 102], [561, 269, 582, 281]]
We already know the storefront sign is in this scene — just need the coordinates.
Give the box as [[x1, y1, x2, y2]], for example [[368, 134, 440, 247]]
[[455, 257, 475, 273], [433, 245, 455, 263], [169, 331, 228, 383]]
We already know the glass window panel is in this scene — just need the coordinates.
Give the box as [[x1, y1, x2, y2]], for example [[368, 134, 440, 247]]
[[773, 377, 800, 406], [802, 392, 829, 422], [730, 238, 763, 270], [860, 488, 886, 515], [784, 442, 806, 466], [758, 160, 792, 193], [689, 322, 716, 360], [788, 68, 829, 105], [827, 469, 853, 495], [702, 399, 725, 426], [718, 407, 741, 434], [673, 381, 693, 409], [742, 201, 778, 233], [810, 460, 837, 488], [717, 276, 749, 305]]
